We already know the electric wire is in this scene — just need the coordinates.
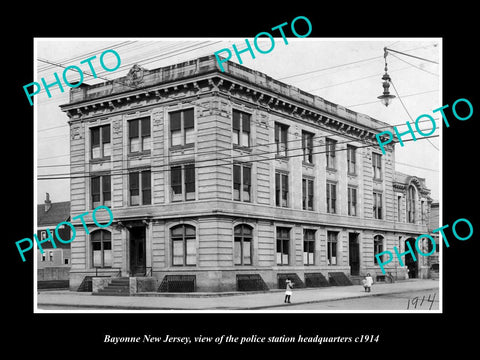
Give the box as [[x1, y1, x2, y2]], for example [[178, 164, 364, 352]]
[[37, 109, 443, 169], [37, 114, 443, 166], [37, 134, 439, 180], [385, 47, 439, 64], [389, 79, 439, 151], [389, 52, 439, 77]]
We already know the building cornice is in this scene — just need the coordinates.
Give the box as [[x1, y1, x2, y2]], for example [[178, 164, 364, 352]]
[[60, 57, 394, 149]]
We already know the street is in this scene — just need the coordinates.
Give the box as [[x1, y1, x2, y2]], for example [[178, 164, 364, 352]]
[[37, 286, 439, 311], [268, 289, 439, 311]]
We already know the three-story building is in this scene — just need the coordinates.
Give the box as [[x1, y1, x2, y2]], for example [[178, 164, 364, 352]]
[[60, 55, 432, 292]]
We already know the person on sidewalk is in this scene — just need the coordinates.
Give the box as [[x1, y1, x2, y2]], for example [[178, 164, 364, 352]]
[[284, 279, 293, 303], [362, 273, 374, 292]]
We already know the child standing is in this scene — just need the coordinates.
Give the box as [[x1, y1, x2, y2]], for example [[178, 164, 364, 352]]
[[362, 273, 374, 292], [284, 279, 293, 303]]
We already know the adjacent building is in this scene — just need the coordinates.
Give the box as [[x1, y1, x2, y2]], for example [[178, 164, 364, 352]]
[[60, 55, 434, 292], [37, 193, 71, 287]]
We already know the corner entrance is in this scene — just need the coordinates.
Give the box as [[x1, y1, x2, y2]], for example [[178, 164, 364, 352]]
[[404, 238, 418, 278], [349, 233, 360, 276], [129, 226, 146, 276]]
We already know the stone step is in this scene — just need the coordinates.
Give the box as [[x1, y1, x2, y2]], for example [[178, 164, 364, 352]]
[[110, 280, 130, 285], [93, 277, 131, 296]]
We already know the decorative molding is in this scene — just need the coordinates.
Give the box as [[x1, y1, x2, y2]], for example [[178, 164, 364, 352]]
[[124, 64, 145, 87]]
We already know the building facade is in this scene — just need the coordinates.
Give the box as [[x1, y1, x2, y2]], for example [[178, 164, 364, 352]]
[[37, 193, 71, 268], [60, 55, 433, 292], [37, 193, 71, 286]]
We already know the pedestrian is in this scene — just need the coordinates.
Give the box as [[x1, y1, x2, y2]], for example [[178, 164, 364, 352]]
[[362, 273, 374, 292], [284, 278, 293, 303]]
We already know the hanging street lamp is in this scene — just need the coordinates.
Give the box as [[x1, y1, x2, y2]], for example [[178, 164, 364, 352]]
[[378, 47, 396, 107]]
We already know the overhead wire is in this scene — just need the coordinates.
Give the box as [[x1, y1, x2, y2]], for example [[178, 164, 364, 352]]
[[37, 113, 443, 165], [389, 52, 439, 77], [37, 41, 136, 71], [389, 79, 439, 151], [35, 40, 441, 176], [35, 41, 227, 106], [37, 134, 439, 180]]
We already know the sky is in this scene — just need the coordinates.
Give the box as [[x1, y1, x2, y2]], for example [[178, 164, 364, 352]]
[[35, 37, 441, 205]]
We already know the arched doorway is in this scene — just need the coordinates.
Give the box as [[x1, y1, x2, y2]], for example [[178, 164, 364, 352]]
[[404, 238, 418, 278]]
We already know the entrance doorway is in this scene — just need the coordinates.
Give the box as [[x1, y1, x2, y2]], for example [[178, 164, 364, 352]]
[[404, 238, 418, 278], [129, 226, 146, 276], [349, 233, 360, 276]]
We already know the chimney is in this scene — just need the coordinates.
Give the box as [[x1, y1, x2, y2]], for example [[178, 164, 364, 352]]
[[45, 193, 52, 212]]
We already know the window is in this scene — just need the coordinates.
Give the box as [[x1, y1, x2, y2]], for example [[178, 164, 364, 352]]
[[302, 178, 314, 210], [372, 153, 382, 180], [171, 163, 195, 201], [275, 123, 288, 157], [171, 225, 196, 266], [275, 172, 289, 207], [327, 231, 338, 265], [374, 235, 384, 264], [398, 195, 402, 222], [91, 124, 111, 159], [233, 164, 251, 202], [49, 251, 53, 262], [347, 145, 356, 174], [41, 253, 46, 261], [421, 200, 425, 224], [128, 117, 151, 153], [232, 110, 251, 147], [407, 185, 416, 223], [64, 258, 69, 265], [326, 182, 337, 214], [91, 174, 111, 208], [170, 109, 194, 147], [234, 224, 252, 265], [91, 230, 112, 268], [303, 229, 315, 265], [129, 170, 151, 206], [276, 227, 290, 265], [348, 187, 357, 216], [373, 192, 383, 219], [302, 131, 314, 163], [326, 138, 336, 169]]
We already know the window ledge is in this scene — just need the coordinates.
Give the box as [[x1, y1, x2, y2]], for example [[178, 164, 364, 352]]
[[302, 161, 315, 167], [127, 150, 151, 158], [90, 156, 111, 163], [170, 143, 195, 151], [233, 145, 252, 152]]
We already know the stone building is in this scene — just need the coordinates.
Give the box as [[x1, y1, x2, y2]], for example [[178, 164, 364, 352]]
[[60, 55, 433, 292]]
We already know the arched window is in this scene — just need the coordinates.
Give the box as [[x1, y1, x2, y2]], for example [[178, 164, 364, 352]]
[[234, 224, 252, 265], [373, 235, 384, 264], [171, 224, 196, 266], [407, 185, 416, 223], [91, 230, 112, 268]]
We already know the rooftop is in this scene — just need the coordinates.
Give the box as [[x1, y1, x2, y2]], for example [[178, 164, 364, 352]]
[[61, 55, 391, 132], [37, 201, 70, 227]]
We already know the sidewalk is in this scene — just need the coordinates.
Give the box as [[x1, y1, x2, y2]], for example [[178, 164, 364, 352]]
[[36, 279, 439, 311]]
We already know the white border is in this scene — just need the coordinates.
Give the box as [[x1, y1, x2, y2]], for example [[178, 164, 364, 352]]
[[33, 37, 442, 314]]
